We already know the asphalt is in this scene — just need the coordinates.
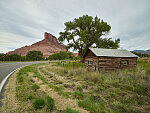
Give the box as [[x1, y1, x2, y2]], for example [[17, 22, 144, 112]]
[[0, 61, 48, 96]]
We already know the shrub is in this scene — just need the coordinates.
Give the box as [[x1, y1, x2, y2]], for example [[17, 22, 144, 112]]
[[32, 84, 40, 91], [32, 98, 45, 109], [62, 107, 79, 113], [46, 96, 55, 110], [26, 50, 43, 61]]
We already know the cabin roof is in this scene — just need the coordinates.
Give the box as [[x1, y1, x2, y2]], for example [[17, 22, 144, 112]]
[[87, 47, 138, 57]]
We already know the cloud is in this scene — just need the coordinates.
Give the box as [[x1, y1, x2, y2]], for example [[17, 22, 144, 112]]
[[0, 0, 150, 53]]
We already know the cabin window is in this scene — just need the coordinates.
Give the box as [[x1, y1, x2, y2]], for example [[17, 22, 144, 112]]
[[88, 61, 93, 66], [121, 60, 128, 65]]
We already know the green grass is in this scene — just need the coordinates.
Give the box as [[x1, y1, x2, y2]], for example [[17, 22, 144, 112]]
[[54, 61, 150, 113], [15, 61, 150, 113], [46, 96, 55, 110], [15, 63, 56, 112], [32, 98, 45, 109], [76, 85, 83, 92], [62, 107, 79, 113], [78, 99, 109, 113], [73, 91, 84, 99], [32, 84, 40, 92]]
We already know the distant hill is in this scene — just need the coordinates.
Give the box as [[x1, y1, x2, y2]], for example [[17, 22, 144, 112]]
[[7, 32, 66, 57], [133, 49, 150, 54]]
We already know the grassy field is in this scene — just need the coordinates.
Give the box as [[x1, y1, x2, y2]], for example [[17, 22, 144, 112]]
[[1, 61, 150, 113]]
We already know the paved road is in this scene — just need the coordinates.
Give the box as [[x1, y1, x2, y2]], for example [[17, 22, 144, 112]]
[[0, 61, 48, 94]]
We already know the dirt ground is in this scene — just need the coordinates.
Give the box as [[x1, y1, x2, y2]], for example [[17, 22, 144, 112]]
[[0, 71, 20, 113], [0, 65, 89, 113]]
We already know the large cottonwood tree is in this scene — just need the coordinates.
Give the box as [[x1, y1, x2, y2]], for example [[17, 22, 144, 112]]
[[58, 15, 120, 58]]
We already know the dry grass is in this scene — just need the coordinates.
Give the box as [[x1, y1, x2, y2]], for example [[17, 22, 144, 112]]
[[1, 61, 150, 113], [0, 71, 20, 113]]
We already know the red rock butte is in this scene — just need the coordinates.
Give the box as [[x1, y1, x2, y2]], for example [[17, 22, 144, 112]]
[[7, 32, 66, 57]]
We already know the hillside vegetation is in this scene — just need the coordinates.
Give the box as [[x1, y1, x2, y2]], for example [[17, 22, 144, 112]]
[[1, 61, 150, 113]]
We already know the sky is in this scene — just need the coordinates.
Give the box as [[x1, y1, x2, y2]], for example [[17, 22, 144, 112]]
[[0, 0, 150, 53]]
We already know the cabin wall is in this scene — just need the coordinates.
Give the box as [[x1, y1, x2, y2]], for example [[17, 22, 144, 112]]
[[84, 50, 99, 71], [98, 57, 137, 71]]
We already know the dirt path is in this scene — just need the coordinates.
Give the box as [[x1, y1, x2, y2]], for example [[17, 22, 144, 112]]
[[31, 72, 89, 113]]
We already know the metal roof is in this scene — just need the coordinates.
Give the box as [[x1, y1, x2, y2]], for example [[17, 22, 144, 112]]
[[89, 47, 138, 57]]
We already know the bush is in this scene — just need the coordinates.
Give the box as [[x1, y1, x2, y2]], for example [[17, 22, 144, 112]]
[[26, 50, 43, 61], [32, 84, 40, 91], [46, 96, 55, 110], [62, 107, 79, 113], [48, 51, 77, 60], [32, 98, 45, 109]]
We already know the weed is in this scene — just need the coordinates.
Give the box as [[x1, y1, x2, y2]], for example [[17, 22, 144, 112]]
[[27, 95, 34, 100], [32, 84, 40, 92], [62, 107, 79, 113], [29, 79, 34, 83], [72, 83, 75, 87], [73, 91, 84, 99], [17, 75, 24, 82], [76, 85, 83, 92], [46, 96, 55, 110], [78, 99, 108, 113], [61, 92, 70, 98], [110, 92, 116, 98], [95, 86, 104, 92], [32, 98, 45, 109]]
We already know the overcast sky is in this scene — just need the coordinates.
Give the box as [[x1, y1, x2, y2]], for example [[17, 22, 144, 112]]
[[0, 0, 150, 53]]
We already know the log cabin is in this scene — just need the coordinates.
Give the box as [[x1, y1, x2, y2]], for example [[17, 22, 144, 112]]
[[83, 48, 138, 71]]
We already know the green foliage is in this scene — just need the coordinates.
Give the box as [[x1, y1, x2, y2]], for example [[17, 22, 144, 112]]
[[17, 75, 24, 82], [17, 68, 26, 83], [29, 79, 35, 83], [0, 54, 5, 61], [32, 84, 40, 91], [62, 107, 79, 113], [0, 53, 25, 61], [57, 61, 84, 68], [32, 98, 45, 109], [76, 85, 83, 92], [27, 95, 34, 100], [26, 50, 43, 61], [73, 91, 84, 99], [48, 51, 75, 60], [132, 52, 150, 58], [46, 96, 55, 110], [58, 15, 119, 57], [96, 38, 120, 49], [78, 99, 108, 113]]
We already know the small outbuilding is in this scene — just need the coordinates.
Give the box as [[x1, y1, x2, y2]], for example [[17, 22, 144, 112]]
[[83, 48, 138, 71]]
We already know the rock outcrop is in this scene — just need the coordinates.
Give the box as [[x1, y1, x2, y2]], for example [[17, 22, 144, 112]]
[[7, 32, 66, 57]]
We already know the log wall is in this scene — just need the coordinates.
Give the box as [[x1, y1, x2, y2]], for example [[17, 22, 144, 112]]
[[84, 50, 99, 71], [98, 57, 137, 71], [84, 49, 137, 71]]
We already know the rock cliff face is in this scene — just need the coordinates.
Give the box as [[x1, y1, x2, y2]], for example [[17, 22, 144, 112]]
[[7, 32, 66, 57]]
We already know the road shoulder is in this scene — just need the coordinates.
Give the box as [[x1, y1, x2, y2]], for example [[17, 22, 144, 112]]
[[0, 71, 20, 113]]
